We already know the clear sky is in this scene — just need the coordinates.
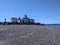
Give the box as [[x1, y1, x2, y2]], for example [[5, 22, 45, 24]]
[[0, 0, 60, 24]]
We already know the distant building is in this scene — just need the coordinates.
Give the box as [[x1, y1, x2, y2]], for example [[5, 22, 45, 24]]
[[11, 17, 17, 23], [22, 15, 34, 23], [11, 15, 35, 24], [17, 17, 21, 23]]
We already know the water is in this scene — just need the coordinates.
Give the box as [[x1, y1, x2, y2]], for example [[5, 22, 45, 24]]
[[45, 24, 60, 27]]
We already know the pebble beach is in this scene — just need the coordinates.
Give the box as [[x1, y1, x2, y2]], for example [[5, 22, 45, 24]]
[[0, 25, 60, 45]]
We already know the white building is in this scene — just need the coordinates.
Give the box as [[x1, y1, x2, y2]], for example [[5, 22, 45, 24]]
[[11, 15, 35, 24], [11, 17, 17, 22]]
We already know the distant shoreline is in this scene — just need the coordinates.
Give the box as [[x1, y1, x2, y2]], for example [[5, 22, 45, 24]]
[[45, 24, 60, 27]]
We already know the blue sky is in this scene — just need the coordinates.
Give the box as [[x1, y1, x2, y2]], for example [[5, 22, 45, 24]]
[[0, 0, 60, 24]]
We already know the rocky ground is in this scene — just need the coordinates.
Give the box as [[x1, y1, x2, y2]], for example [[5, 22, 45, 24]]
[[0, 25, 60, 45]]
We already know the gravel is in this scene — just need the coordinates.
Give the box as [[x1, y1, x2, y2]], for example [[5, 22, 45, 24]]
[[0, 25, 60, 45]]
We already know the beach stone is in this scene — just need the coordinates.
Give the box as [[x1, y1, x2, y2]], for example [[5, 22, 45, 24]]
[[0, 25, 60, 45]]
